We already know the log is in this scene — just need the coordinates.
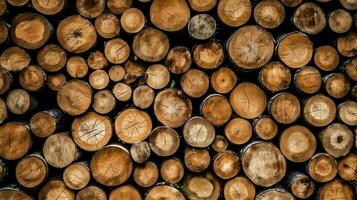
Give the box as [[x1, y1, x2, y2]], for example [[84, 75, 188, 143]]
[[338, 101, 357, 126], [6, 89, 37, 115], [112, 82, 132, 101], [0, 66, 12, 95], [0, 158, 7, 181], [307, 153, 337, 182], [133, 85, 155, 109], [337, 31, 357, 57], [77, 186, 107, 200], [32, 0, 65, 15], [345, 58, 357, 81], [165, 46, 192, 74], [211, 135, 228, 153], [89, 70, 109, 90], [217, 0, 252, 27], [95, 12, 120, 39], [339, 0, 357, 10], [0, 46, 30, 72], [241, 141, 286, 187], [184, 147, 210, 172], [120, 8, 145, 34], [213, 150, 240, 179], [160, 158, 184, 184], [154, 88, 192, 128], [114, 108, 152, 144], [71, 112, 112, 151], [254, 0, 285, 29], [146, 64, 170, 89], [230, 82, 267, 119], [256, 188, 294, 200], [15, 153, 48, 188], [76, 0, 105, 19], [279, 125, 316, 162], [293, 2, 326, 35], [227, 25, 274, 70], [0, 187, 31, 200], [277, 32, 313, 68], [210, 67, 237, 94], [328, 9, 352, 33], [224, 176, 256, 200], [286, 171, 315, 199], [193, 41, 224, 69], [133, 161, 159, 187], [338, 153, 357, 181], [109, 185, 141, 200], [38, 179, 75, 200], [225, 117, 252, 145], [87, 51, 107, 70], [43, 132, 79, 168], [188, 14, 216, 40], [303, 94, 336, 127], [183, 116, 215, 148], [201, 94, 232, 126], [66, 56, 88, 78], [30, 109, 63, 138], [122, 60, 145, 84], [0, 0, 6, 16], [146, 185, 185, 200], [324, 73, 351, 98], [187, 0, 216, 12], [318, 179, 354, 200], [149, 0, 190, 32], [253, 115, 278, 140], [149, 126, 180, 157], [63, 162, 90, 190], [184, 172, 221, 200], [19, 65, 46, 92], [37, 44, 67, 72], [294, 66, 322, 94], [47, 73, 66, 91], [0, 20, 8, 45], [180, 69, 209, 98], [259, 61, 291, 92], [108, 65, 125, 82], [130, 141, 151, 163], [268, 92, 301, 124], [92, 90, 116, 114], [11, 12, 51, 49], [104, 38, 130, 64], [107, 0, 132, 14], [90, 144, 133, 186], [320, 123, 353, 158]]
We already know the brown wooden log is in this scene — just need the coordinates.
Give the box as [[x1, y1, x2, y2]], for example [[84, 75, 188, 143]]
[[57, 15, 97, 53], [154, 88, 192, 128], [268, 92, 301, 124], [318, 179, 354, 200], [72, 112, 112, 151], [241, 141, 286, 187], [279, 125, 316, 162], [294, 66, 322, 94], [0, 0, 6, 16], [213, 150, 240, 179], [107, 0, 131, 14], [210, 67, 237, 94], [307, 153, 337, 182], [253, 115, 278, 140], [66, 56, 88, 78], [0, 46, 30, 72], [150, 0, 190, 32], [345, 58, 357, 81], [104, 38, 130, 64], [280, 0, 302, 7], [0, 66, 12, 95], [112, 82, 132, 101], [0, 20, 8, 45], [132, 27, 169, 62], [120, 8, 145, 34], [165, 46, 192, 74], [193, 41, 224, 69], [57, 80, 92, 116], [339, 0, 357, 10], [47, 73, 66, 91], [338, 153, 357, 181], [31, 0, 65, 15], [95, 12, 120, 39], [259, 61, 291, 92], [230, 82, 267, 119], [303, 94, 336, 127], [183, 116, 215, 148], [92, 90, 116, 114], [201, 94, 232, 126], [11, 12, 51, 49], [37, 44, 67, 72], [286, 171, 315, 199], [217, 0, 252, 27], [6, 89, 37, 115], [76, 0, 105, 19], [180, 69, 209, 98], [63, 162, 90, 190], [254, 0, 285, 29], [108, 65, 125, 82], [277, 32, 313, 69], [188, 14, 216, 40], [77, 186, 107, 200], [256, 188, 294, 200], [160, 158, 184, 184], [224, 176, 255, 200], [30, 109, 63, 138], [90, 144, 133, 186], [146, 64, 170, 89], [19, 65, 46, 92], [225, 117, 252, 145], [133, 161, 159, 188], [133, 85, 155, 109], [89, 70, 109, 90], [8, 0, 28, 6], [211, 135, 228, 153], [337, 31, 357, 57], [109, 185, 141, 200], [115, 108, 152, 144], [38, 179, 75, 200], [15, 153, 48, 188], [87, 51, 107, 70], [320, 123, 353, 158], [184, 172, 221, 200], [130, 141, 151, 163], [351, 85, 357, 100], [328, 9, 352, 33], [0, 98, 6, 125], [293, 2, 326, 35], [43, 132, 79, 168], [0, 187, 32, 200], [146, 185, 185, 200], [227, 25, 274, 70], [187, 0, 216, 12], [338, 101, 357, 126], [184, 147, 210, 172], [149, 126, 180, 157], [324, 73, 351, 99]]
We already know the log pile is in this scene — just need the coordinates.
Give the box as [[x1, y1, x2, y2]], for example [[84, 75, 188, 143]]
[[0, 0, 356, 199]]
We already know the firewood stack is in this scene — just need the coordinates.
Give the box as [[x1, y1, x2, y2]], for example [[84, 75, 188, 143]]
[[0, 0, 356, 199]]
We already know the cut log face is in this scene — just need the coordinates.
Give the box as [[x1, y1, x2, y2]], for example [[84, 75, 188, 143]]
[[324, 73, 351, 98], [210, 67, 237, 94], [66, 56, 88, 78], [194, 41, 224, 69], [105, 38, 130, 64], [0, 67, 11, 95], [183, 116, 215, 148], [30, 110, 62, 138], [76, 0, 105, 19], [188, 0, 216, 12], [181, 69, 209, 98], [184, 147, 211, 172], [149, 126, 180, 157], [259, 61, 291, 92], [0, 46, 30, 72], [303, 94, 336, 127], [145, 185, 185, 200], [269, 92, 301, 124], [201, 94, 232, 126], [224, 176, 256, 200], [339, 0, 357, 10], [120, 8, 145, 34], [337, 31, 357, 57], [133, 161, 159, 187], [329, 9, 352, 33], [107, 0, 132, 14], [320, 123, 353, 158], [293, 3, 326, 34], [133, 85, 155, 109], [308, 153, 337, 182], [48, 73, 66, 91], [0, 98, 7, 124], [294, 66, 322, 94], [146, 64, 170, 89], [0, 188, 31, 200], [318, 179, 354, 200], [37, 44, 67, 72], [345, 58, 357, 81], [130, 141, 151, 163], [217, 0, 252, 27], [95, 13, 120, 39], [109, 65, 125, 82], [287, 172, 315, 199], [338, 101, 357, 126], [225, 117, 252, 145], [338, 153, 357, 181], [63, 162, 90, 190], [92, 90, 116, 114], [165, 46, 192, 74], [32, 0, 65, 15], [184, 172, 221, 200], [109, 185, 141, 200], [213, 150, 240, 179], [256, 188, 294, 200], [253, 116, 278, 140], [38, 179, 75, 200], [188, 14, 216, 40], [87, 51, 107, 70], [89, 70, 109, 90], [19, 65, 46, 92], [254, 0, 285, 29], [16, 154, 48, 188], [160, 158, 184, 184], [6, 89, 36, 115], [77, 186, 107, 200], [0, 20, 8, 45], [112, 82, 132, 101]]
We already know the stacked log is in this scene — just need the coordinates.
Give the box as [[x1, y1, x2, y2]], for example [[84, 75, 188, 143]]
[[0, 0, 356, 199]]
